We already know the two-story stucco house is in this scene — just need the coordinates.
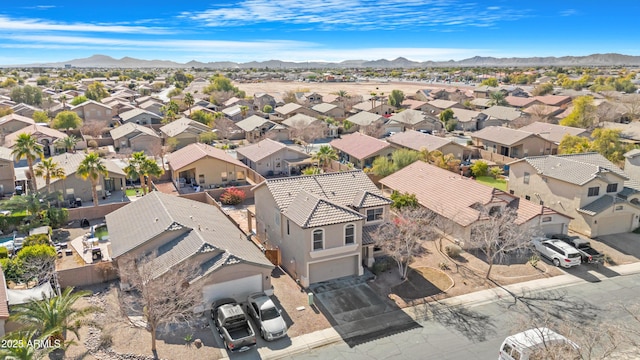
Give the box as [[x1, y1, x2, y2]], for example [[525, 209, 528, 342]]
[[508, 153, 640, 237], [471, 126, 557, 159], [253, 171, 392, 287], [236, 138, 310, 177]]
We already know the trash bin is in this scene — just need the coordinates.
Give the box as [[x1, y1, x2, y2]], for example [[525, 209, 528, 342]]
[[308, 292, 314, 306]]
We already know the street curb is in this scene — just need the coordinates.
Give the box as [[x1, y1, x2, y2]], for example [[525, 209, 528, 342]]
[[220, 262, 640, 359]]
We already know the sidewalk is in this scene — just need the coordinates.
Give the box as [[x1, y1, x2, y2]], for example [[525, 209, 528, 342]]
[[221, 261, 640, 359]]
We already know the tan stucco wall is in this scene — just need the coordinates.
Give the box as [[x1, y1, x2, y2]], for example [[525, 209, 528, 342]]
[[478, 136, 556, 158], [129, 135, 162, 153], [624, 158, 640, 183], [241, 148, 308, 176], [171, 157, 248, 189], [0, 159, 15, 194], [75, 103, 112, 122], [172, 132, 199, 149], [49, 172, 126, 203], [0, 120, 30, 135]]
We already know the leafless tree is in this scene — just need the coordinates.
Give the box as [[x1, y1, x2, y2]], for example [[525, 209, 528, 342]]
[[208, 90, 235, 105], [371, 207, 438, 279], [213, 117, 239, 140], [622, 94, 640, 121], [467, 205, 536, 279], [81, 120, 107, 138], [342, 95, 363, 112], [526, 104, 552, 123], [288, 120, 326, 153], [361, 122, 386, 138], [117, 255, 204, 354]]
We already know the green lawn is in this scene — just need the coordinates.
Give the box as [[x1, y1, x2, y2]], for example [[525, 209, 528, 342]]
[[475, 176, 507, 191], [125, 188, 141, 197]]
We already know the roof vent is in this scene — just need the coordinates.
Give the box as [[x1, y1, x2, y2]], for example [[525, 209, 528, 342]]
[[189, 215, 193, 220], [154, 217, 158, 222], [198, 224, 202, 231]]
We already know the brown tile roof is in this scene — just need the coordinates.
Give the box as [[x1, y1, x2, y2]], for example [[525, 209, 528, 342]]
[[0, 113, 35, 126], [518, 121, 588, 143], [283, 190, 364, 228], [427, 99, 458, 110], [34, 152, 126, 191], [275, 103, 302, 116], [401, 99, 427, 110], [330, 132, 391, 160], [4, 125, 67, 148], [387, 130, 458, 152], [533, 95, 571, 106], [452, 108, 482, 123], [346, 111, 385, 126], [380, 161, 564, 227], [159, 118, 211, 138], [481, 106, 523, 121], [505, 96, 537, 108], [0, 268, 9, 319], [388, 109, 428, 125], [167, 142, 247, 171]]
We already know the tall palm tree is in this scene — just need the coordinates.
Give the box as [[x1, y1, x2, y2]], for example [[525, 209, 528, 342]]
[[9, 287, 95, 346], [140, 158, 164, 194], [124, 151, 147, 193], [12, 133, 44, 192], [34, 158, 66, 193], [312, 145, 338, 171], [184, 92, 195, 117], [55, 135, 79, 153], [76, 153, 108, 207]]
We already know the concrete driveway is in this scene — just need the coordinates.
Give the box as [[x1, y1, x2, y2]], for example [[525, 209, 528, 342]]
[[309, 274, 420, 347], [596, 232, 640, 261]]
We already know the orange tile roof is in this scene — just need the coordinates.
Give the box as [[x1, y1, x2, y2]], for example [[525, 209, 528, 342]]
[[330, 132, 391, 160]]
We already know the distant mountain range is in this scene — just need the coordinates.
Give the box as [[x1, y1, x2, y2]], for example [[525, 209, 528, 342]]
[[8, 53, 640, 69]]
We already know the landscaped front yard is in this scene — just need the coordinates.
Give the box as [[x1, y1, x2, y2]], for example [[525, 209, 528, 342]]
[[475, 176, 507, 191]]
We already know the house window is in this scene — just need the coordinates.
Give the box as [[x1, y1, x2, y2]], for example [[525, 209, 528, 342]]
[[286, 220, 290, 235], [542, 216, 552, 223], [274, 212, 280, 226], [366, 208, 383, 222], [221, 172, 228, 181], [198, 174, 205, 184], [607, 183, 618, 193], [237, 171, 246, 180], [312, 229, 324, 251], [345, 224, 355, 245], [540, 200, 544, 205], [509, 190, 515, 195], [523, 172, 530, 184], [615, 205, 624, 211], [588, 187, 599, 197], [525, 195, 531, 200]]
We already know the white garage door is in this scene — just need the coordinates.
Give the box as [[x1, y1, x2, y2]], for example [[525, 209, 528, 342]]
[[202, 274, 262, 304], [597, 214, 633, 236], [309, 255, 358, 284], [540, 223, 564, 236]]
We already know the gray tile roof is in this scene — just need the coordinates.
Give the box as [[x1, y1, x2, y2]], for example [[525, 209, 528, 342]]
[[389, 109, 427, 125], [283, 190, 364, 228], [624, 149, 640, 159], [236, 138, 287, 162], [110, 122, 159, 140], [387, 130, 454, 152], [471, 126, 537, 146], [275, 103, 302, 116], [160, 117, 211, 138], [282, 113, 319, 127], [427, 99, 458, 109], [351, 189, 393, 208], [119, 108, 161, 122], [312, 103, 338, 114], [516, 153, 628, 186], [518, 122, 588, 144], [0, 146, 12, 162], [452, 108, 483, 123], [481, 105, 522, 121], [106, 192, 273, 272], [258, 170, 390, 215], [577, 195, 625, 216], [235, 115, 273, 132], [345, 111, 385, 126], [362, 225, 379, 246]]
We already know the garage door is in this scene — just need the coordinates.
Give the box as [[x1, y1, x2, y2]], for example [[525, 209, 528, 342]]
[[597, 214, 633, 236], [309, 255, 358, 284], [202, 274, 262, 304], [539, 223, 564, 236]]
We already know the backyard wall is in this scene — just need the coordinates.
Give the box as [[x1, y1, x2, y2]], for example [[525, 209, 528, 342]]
[[57, 261, 119, 288], [67, 202, 129, 221]]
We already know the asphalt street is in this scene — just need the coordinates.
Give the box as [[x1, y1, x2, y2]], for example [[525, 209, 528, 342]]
[[288, 272, 640, 360]]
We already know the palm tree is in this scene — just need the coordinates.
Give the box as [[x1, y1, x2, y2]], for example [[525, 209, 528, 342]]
[[184, 92, 195, 117], [312, 145, 338, 171], [9, 287, 95, 346], [76, 153, 108, 207], [34, 158, 66, 193], [140, 157, 164, 194], [12, 133, 44, 192], [334, 90, 348, 98], [488, 91, 508, 107], [59, 94, 67, 108], [124, 151, 146, 193], [55, 135, 79, 153], [1, 192, 59, 220], [240, 105, 249, 118]]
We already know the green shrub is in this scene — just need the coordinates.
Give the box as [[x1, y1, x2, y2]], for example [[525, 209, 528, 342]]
[[0, 247, 8, 259], [528, 253, 540, 268], [23, 233, 50, 247], [88, 139, 98, 148], [219, 187, 246, 205], [47, 208, 68, 229], [372, 257, 394, 275], [444, 244, 462, 258], [438, 262, 450, 270]]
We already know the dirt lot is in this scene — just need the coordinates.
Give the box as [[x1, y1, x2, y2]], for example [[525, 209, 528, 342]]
[[235, 80, 473, 98]]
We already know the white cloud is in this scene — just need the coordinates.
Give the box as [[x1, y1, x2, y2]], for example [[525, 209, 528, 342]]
[[183, 0, 527, 31], [560, 9, 578, 17], [0, 34, 487, 62], [0, 15, 172, 34]]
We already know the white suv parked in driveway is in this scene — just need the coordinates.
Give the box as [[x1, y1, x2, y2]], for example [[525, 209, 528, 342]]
[[532, 238, 581, 268]]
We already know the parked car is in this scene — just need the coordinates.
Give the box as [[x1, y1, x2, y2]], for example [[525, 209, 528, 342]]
[[531, 237, 581, 268], [499, 327, 579, 360], [550, 234, 604, 264], [246, 292, 288, 341], [211, 298, 257, 352]]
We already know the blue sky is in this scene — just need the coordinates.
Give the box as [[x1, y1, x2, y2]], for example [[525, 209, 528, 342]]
[[0, 1, 637, 65]]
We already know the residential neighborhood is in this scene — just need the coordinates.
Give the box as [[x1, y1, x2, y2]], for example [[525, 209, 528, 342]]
[[0, 64, 640, 360]]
